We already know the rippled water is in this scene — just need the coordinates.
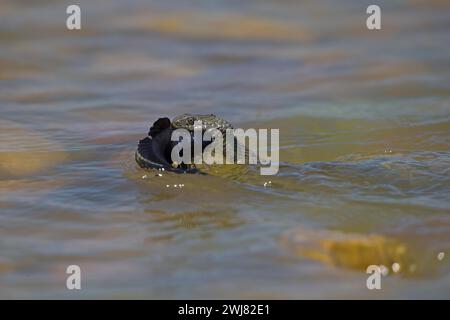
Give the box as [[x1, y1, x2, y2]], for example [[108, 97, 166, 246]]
[[0, 0, 449, 299]]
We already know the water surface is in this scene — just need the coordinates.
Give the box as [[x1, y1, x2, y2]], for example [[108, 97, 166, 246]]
[[0, 0, 449, 298]]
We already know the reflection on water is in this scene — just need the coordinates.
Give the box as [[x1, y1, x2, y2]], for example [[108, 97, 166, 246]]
[[0, 0, 449, 298]]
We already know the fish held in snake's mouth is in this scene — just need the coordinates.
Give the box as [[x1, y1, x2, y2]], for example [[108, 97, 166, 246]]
[[136, 115, 228, 173]]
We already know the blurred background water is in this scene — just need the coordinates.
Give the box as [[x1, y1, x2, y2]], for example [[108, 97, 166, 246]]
[[0, 0, 449, 298]]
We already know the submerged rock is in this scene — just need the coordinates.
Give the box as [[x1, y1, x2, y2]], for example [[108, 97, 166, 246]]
[[0, 120, 67, 178], [280, 227, 433, 276]]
